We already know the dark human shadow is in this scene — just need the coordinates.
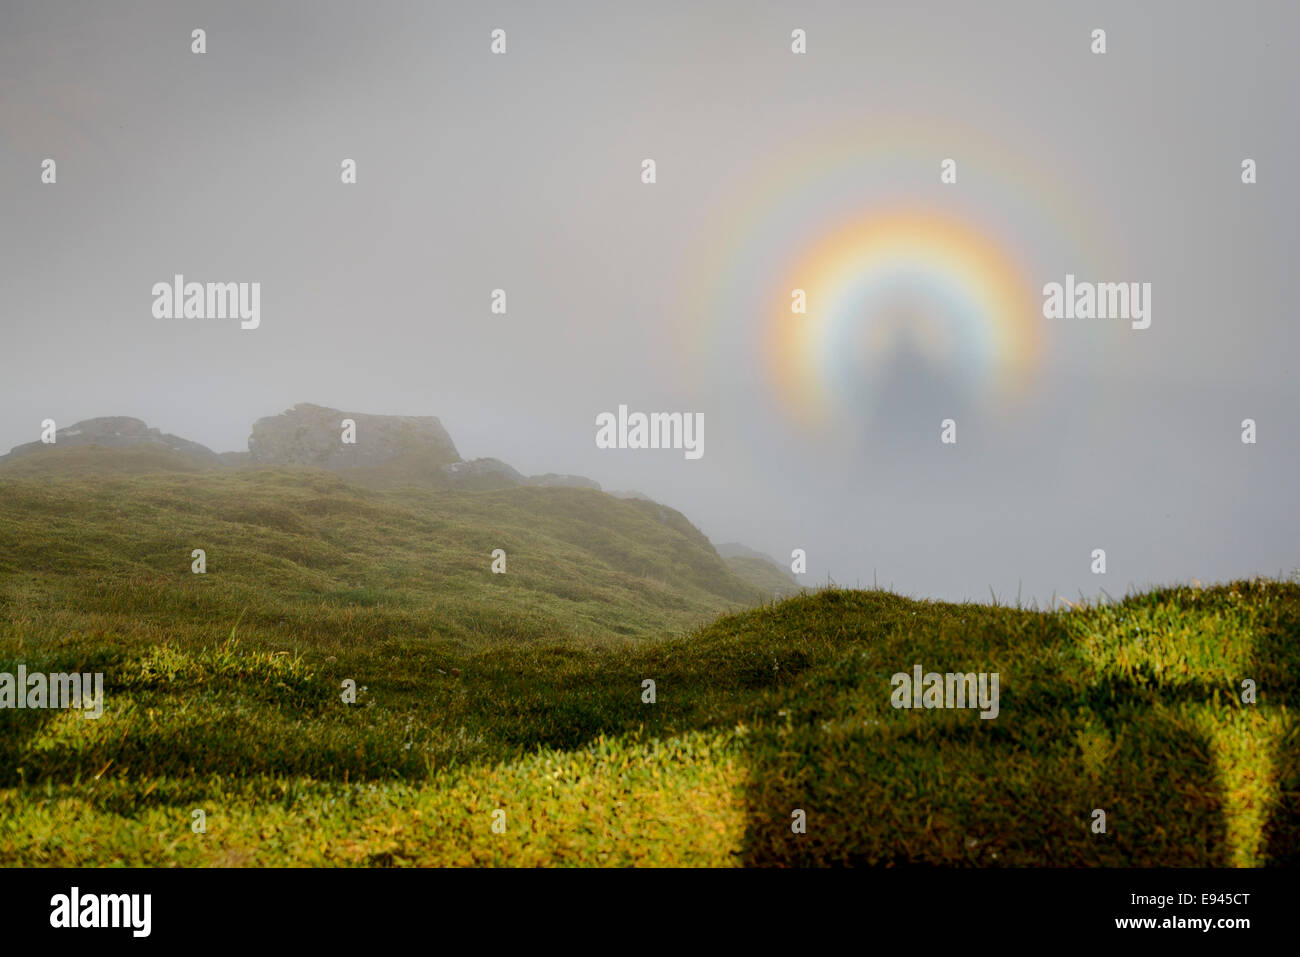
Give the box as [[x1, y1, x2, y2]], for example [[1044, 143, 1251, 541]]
[[731, 594, 1299, 867]]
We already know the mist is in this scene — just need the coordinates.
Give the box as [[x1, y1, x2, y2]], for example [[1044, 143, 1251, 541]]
[[2, 0, 1296, 604]]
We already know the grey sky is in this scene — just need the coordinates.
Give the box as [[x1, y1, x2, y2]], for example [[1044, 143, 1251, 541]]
[[2, 0, 1296, 603]]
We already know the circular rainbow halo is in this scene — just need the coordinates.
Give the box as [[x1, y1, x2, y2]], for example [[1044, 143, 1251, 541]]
[[767, 209, 1041, 429]]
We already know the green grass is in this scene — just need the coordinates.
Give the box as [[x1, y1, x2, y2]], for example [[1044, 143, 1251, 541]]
[[724, 555, 801, 599], [0, 458, 765, 645], [0, 461, 1296, 866]]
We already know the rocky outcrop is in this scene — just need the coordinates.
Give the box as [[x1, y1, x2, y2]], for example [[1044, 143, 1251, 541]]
[[247, 403, 460, 469], [440, 459, 602, 491], [1, 405, 604, 492], [0, 416, 220, 465], [441, 457, 525, 488]]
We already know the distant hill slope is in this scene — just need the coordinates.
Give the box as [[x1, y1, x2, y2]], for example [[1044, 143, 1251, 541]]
[[715, 542, 783, 564], [723, 556, 802, 599], [0, 444, 220, 477], [0, 464, 765, 644], [715, 542, 801, 598]]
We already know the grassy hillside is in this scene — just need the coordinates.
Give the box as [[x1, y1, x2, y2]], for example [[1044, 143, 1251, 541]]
[[724, 555, 802, 599], [0, 453, 764, 648], [0, 460, 1296, 866], [0, 444, 218, 477]]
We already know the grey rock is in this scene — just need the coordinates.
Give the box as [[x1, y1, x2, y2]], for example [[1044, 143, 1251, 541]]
[[0, 416, 220, 464], [247, 403, 460, 469], [441, 457, 524, 487], [440, 459, 602, 492]]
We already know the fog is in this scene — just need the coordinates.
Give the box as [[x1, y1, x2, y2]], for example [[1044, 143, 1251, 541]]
[[2, 0, 1296, 603]]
